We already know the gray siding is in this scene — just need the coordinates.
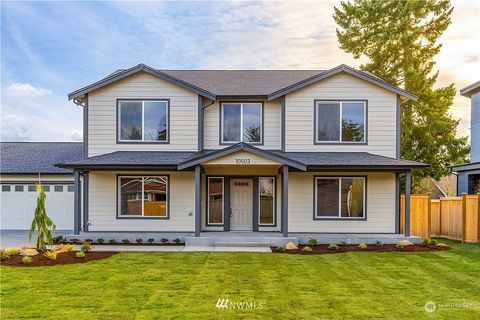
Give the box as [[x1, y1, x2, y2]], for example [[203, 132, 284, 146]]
[[471, 92, 480, 162]]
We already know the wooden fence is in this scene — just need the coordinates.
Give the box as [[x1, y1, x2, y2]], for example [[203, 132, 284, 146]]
[[400, 194, 480, 242]]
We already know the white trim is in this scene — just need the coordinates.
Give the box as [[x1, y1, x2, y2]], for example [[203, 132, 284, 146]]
[[314, 176, 366, 219], [118, 100, 169, 142], [258, 176, 275, 226], [220, 102, 263, 144], [207, 177, 224, 225], [315, 100, 366, 143]]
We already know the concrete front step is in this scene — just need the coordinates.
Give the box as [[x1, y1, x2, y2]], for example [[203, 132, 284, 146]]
[[185, 236, 298, 247], [214, 241, 270, 248]]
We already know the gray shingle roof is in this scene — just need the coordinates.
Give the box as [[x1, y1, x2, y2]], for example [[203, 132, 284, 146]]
[[1, 142, 83, 174]]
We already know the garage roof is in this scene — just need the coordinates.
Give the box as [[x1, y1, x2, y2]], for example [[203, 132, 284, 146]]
[[0, 142, 83, 174]]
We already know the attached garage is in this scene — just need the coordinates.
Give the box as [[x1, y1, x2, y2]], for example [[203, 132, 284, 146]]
[[0, 142, 82, 230]]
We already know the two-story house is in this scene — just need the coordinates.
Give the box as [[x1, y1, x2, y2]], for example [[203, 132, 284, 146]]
[[58, 63, 427, 245], [451, 81, 480, 195]]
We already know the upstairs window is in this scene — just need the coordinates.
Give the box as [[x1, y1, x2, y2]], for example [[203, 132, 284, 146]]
[[118, 100, 169, 142], [221, 103, 263, 144], [315, 101, 366, 143]]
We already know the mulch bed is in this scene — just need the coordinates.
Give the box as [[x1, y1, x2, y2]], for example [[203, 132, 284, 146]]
[[0, 251, 117, 267], [271, 244, 450, 255]]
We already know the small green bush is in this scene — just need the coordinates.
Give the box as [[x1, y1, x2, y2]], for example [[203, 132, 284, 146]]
[[436, 242, 449, 247], [96, 238, 105, 244], [340, 241, 347, 247], [52, 236, 64, 244], [308, 238, 319, 247], [44, 251, 57, 260], [0, 250, 9, 260], [81, 241, 93, 253], [173, 238, 181, 245], [160, 238, 169, 244], [75, 251, 85, 258], [108, 239, 117, 244], [85, 238, 93, 243], [5, 248, 20, 256], [22, 256, 33, 265], [328, 244, 339, 250], [428, 239, 438, 246], [147, 238, 155, 244], [136, 238, 143, 244], [302, 246, 313, 252], [375, 240, 383, 247], [358, 243, 368, 249], [121, 239, 130, 244], [276, 246, 286, 252], [70, 238, 80, 244], [64, 244, 75, 252], [395, 243, 404, 250], [422, 239, 429, 246]]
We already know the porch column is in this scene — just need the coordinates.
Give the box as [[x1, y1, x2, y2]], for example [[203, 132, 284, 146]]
[[73, 170, 81, 235], [404, 171, 412, 237], [395, 172, 400, 234], [195, 165, 202, 237], [281, 165, 289, 237]]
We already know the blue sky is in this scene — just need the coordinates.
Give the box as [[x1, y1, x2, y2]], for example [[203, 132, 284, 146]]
[[1, 1, 479, 141]]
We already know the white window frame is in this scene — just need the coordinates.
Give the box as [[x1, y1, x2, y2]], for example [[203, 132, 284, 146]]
[[258, 177, 276, 226], [220, 102, 263, 144], [118, 175, 169, 218], [118, 100, 169, 142], [315, 100, 366, 143], [207, 177, 224, 225], [314, 177, 366, 219]]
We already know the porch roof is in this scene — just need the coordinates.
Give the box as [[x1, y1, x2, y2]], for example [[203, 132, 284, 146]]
[[56, 143, 427, 171]]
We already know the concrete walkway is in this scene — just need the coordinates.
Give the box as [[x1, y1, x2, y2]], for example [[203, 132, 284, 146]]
[[1, 230, 71, 248], [93, 245, 271, 252]]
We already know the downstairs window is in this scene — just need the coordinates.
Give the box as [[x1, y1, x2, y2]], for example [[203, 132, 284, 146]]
[[118, 176, 168, 218]]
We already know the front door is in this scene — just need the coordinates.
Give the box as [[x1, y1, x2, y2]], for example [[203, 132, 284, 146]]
[[230, 179, 253, 231]]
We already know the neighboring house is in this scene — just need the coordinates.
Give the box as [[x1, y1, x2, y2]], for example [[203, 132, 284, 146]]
[[0, 142, 82, 230], [57, 63, 427, 244], [451, 81, 480, 195]]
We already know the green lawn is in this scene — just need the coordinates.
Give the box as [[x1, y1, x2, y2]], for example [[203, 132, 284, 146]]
[[1, 240, 479, 319]]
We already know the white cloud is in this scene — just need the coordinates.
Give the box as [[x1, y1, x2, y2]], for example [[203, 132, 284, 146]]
[[70, 129, 83, 141], [0, 113, 31, 140], [6, 83, 52, 97]]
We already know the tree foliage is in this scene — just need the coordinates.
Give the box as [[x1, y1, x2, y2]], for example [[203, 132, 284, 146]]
[[29, 184, 56, 251], [333, 0, 469, 186]]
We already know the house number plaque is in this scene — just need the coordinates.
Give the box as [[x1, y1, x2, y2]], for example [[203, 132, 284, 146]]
[[235, 158, 251, 165]]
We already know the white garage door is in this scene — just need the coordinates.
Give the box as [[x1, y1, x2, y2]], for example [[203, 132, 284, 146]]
[[0, 184, 74, 230]]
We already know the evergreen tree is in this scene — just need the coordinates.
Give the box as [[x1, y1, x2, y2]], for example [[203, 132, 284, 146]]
[[333, 0, 469, 187]]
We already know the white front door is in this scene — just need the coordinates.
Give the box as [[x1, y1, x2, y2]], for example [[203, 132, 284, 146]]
[[230, 179, 253, 231]]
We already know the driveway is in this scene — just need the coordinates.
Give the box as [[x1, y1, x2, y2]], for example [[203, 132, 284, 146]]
[[0, 230, 72, 248]]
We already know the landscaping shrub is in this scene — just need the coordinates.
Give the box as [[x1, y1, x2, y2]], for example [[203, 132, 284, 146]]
[[358, 243, 368, 249], [44, 251, 57, 260], [276, 246, 286, 252], [375, 240, 383, 247], [64, 244, 75, 252], [422, 239, 430, 246], [108, 239, 117, 244], [173, 238, 181, 245], [147, 238, 155, 244], [81, 241, 93, 253], [436, 242, 449, 247], [340, 241, 347, 247], [53, 236, 64, 244], [96, 238, 105, 244], [5, 248, 20, 256], [29, 184, 56, 251], [75, 251, 85, 258], [121, 239, 130, 244], [136, 238, 143, 244], [308, 238, 319, 247], [395, 243, 404, 250], [0, 250, 9, 260], [22, 256, 32, 265], [328, 244, 339, 250], [428, 239, 438, 246], [85, 239, 94, 243], [302, 246, 313, 252], [160, 238, 169, 244], [70, 238, 80, 244]]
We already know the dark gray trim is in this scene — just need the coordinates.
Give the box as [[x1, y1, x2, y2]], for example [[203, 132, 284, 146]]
[[268, 64, 417, 101], [116, 98, 170, 144], [257, 176, 277, 228], [79, 230, 193, 233], [404, 171, 411, 237], [281, 166, 289, 237], [82, 173, 89, 232], [313, 175, 368, 221], [218, 101, 265, 146], [224, 176, 230, 231], [395, 172, 400, 234], [205, 176, 225, 227], [252, 178, 259, 231], [83, 93, 89, 158], [396, 95, 401, 159], [281, 95, 286, 152], [450, 161, 480, 172], [216, 95, 268, 100], [460, 80, 480, 98], [73, 170, 80, 235], [178, 142, 306, 171], [115, 174, 170, 220], [195, 165, 201, 236], [0, 180, 74, 185], [198, 96, 204, 152], [306, 165, 426, 171], [313, 99, 368, 145], [68, 63, 216, 101]]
